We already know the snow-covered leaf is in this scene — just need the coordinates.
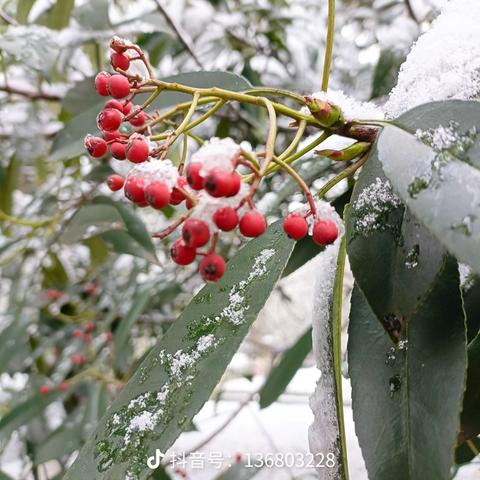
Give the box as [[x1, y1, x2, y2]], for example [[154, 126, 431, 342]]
[[64, 220, 294, 479], [377, 100, 480, 274]]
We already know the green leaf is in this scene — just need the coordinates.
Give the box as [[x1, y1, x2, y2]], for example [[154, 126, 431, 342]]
[[16, 0, 35, 23], [348, 257, 467, 480], [114, 290, 152, 370], [455, 437, 480, 465], [46, 0, 74, 29], [464, 281, 480, 342], [0, 156, 19, 217], [0, 470, 15, 480], [259, 326, 311, 408], [377, 100, 480, 275], [74, 0, 110, 31], [64, 220, 294, 479], [63, 197, 158, 264], [52, 71, 252, 161], [346, 152, 445, 337], [370, 49, 404, 99], [35, 422, 83, 465], [0, 391, 62, 440], [460, 332, 480, 442]]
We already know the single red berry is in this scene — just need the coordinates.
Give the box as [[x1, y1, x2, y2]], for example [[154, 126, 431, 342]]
[[124, 175, 146, 204], [39, 385, 51, 396], [234, 453, 242, 463], [312, 219, 338, 246], [170, 239, 196, 265], [110, 141, 126, 160], [84, 135, 107, 158], [126, 135, 149, 163], [84, 322, 95, 333], [107, 174, 124, 191], [103, 130, 122, 141], [170, 176, 188, 205], [213, 207, 239, 231], [107, 74, 131, 99], [111, 52, 130, 71], [71, 354, 86, 366], [129, 111, 146, 127], [186, 162, 204, 190], [283, 213, 308, 240], [239, 210, 266, 237], [182, 219, 210, 248], [227, 171, 242, 197], [204, 168, 234, 197], [97, 108, 123, 132], [122, 101, 133, 115], [199, 253, 226, 282], [145, 181, 171, 209], [72, 329, 83, 338], [58, 382, 69, 392], [95, 71, 110, 96], [104, 99, 124, 112]]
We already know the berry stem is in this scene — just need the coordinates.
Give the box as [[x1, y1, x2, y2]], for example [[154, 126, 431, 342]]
[[316, 154, 368, 199], [321, 0, 336, 91], [152, 210, 193, 239], [278, 119, 307, 160]]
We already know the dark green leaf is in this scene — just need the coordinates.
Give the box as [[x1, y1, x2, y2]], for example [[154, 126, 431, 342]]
[[377, 100, 480, 274], [16, 0, 35, 23], [46, 0, 74, 29], [370, 49, 405, 99], [347, 152, 445, 337], [348, 257, 467, 480], [259, 327, 311, 408], [64, 220, 294, 479], [0, 156, 19, 216]]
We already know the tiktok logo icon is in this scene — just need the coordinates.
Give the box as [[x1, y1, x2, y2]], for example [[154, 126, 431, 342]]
[[147, 450, 165, 469]]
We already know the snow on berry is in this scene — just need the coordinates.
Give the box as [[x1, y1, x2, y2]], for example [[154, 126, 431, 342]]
[[190, 137, 241, 176], [84, 135, 107, 158], [95, 71, 110, 96]]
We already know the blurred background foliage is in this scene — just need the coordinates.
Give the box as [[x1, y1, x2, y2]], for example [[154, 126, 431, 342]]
[[0, 0, 446, 478]]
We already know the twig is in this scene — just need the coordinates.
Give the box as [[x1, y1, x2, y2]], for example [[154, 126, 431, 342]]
[[404, 0, 420, 24], [153, 0, 204, 69], [0, 9, 18, 26], [322, 0, 336, 91], [0, 84, 61, 101]]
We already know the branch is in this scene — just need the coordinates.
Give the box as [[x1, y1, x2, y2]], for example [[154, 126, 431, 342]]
[[0, 84, 61, 101], [153, 0, 204, 69]]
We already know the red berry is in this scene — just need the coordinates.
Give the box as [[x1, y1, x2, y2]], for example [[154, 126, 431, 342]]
[[107, 174, 124, 191], [239, 210, 266, 237], [204, 168, 234, 197], [124, 175, 146, 204], [170, 239, 196, 265], [58, 382, 69, 392], [104, 99, 124, 112], [122, 101, 133, 115], [111, 52, 130, 71], [182, 219, 210, 248], [312, 219, 338, 246], [84, 322, 95, 333], [71, 354, 86, 366], [95, 72, 110, 96], [72, 329, 83, 338], [283, 213, 308, 240], [186, 162, 204, 190], [110, 141, 126, 160], [213, 207, 238, 231], [126, 135, 149, 163], [103, 130, 122, 141], [199, 253, 226, 282], [97, 108, 123, 132], [107, 74, 131, 99], [84, 135, 107, 158], [145, 181, 171, 209], [170, 176, 188, 205], [39, 385, 51, 396], [227, 171, 241, 197], [129, 111, 146, 127], [83, 333, 93, 345]]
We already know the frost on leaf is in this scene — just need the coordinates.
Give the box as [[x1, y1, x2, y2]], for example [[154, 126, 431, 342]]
[[385, 0, 480, 118], [309, 201, 345, 479], [94, 248, 277, 479], [352, 177, 402, 237]]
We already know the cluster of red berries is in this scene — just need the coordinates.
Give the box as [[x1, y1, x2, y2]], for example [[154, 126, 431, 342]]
[[84, 37, 340, 283]]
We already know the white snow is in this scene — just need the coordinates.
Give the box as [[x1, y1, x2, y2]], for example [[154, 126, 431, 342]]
[[385, 0, 480, 118], [126, 159, 179, 189], [190, 137, 241, 176]]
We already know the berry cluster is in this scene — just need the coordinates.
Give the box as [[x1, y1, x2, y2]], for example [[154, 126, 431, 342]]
[[84, 37, 340, 283]]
